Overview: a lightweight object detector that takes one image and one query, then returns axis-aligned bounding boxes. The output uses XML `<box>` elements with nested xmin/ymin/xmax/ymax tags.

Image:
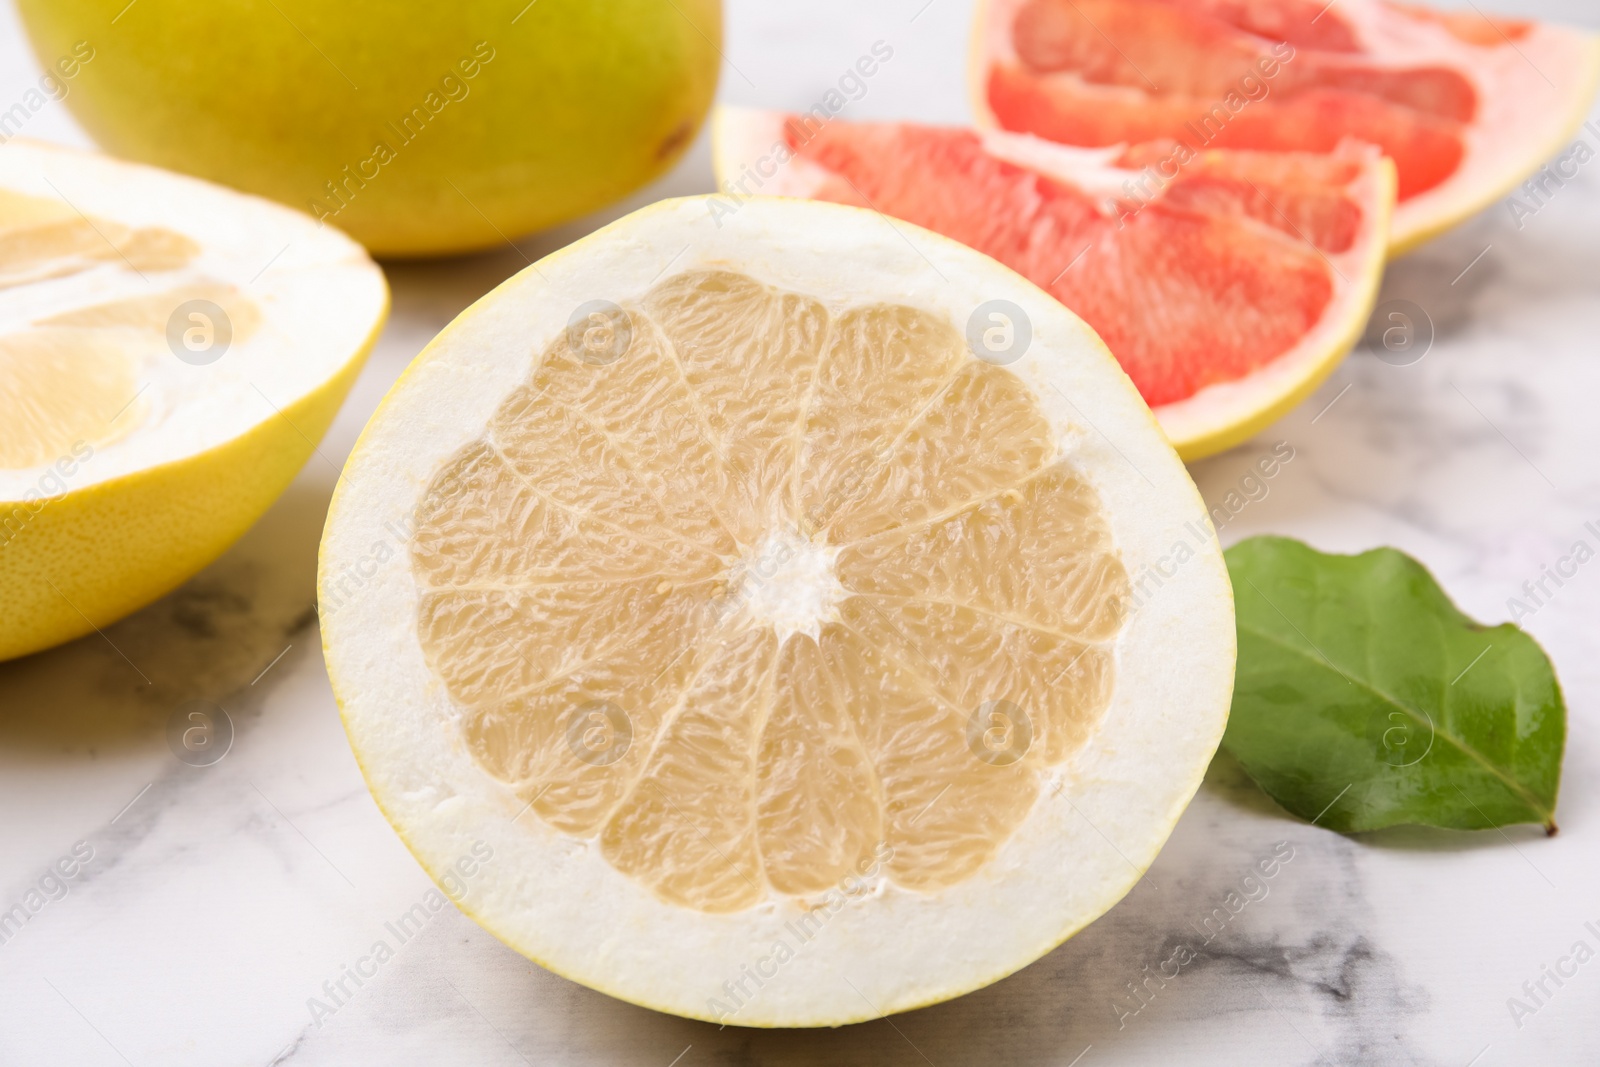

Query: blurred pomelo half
<box><xmin>971</xmin><ymin>0</ymin><xmax>1600</xmax><ymax>254</ymax></box>
<box><xmin>714</xmin><ymin>108</ymin><xmax>1392</xmax><ymax>460</ymax></box>
<box><xmin>319</xmin><ymin>196</ymin><xmax>1234</xmax><ymax>1025</ymax></box>
<box><xmin>0</xmin><ymin>140</ymin><xmax>386</xmax><ymax>661</ymax></box>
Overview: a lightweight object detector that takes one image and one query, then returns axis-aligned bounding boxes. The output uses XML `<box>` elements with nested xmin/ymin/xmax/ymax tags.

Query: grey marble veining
<box><xmin>2</xmin><ymin>1</ymin><xmax>1598</xmax><ymax>1064</ymax></box>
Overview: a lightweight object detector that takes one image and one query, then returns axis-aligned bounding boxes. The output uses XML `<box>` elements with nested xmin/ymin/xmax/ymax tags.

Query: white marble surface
<box><xmin>3</xmin><ymin>1</ymin><xmax>1599</xmax><ymax>1063</ymax></box>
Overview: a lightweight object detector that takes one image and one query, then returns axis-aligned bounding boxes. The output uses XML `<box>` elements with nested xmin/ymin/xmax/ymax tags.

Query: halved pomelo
<box><xmin>320</xmin><ymin>196</ymin><xmax>1235</xmax><ymax>1025</ymax></box>
<box><xmin>971</xmin><ymin>0</ymin><xmax>1600</xmax><ymax>253</ymax></box>
<box><xmin>0</xmin><ymin>140</ymin><xmax>386</xmax><ymax>661</ymax></box>
<box><xmin>713</xmin><ymin>108</ymin><xmax>1391</xmax><ymax>460</ymax></box>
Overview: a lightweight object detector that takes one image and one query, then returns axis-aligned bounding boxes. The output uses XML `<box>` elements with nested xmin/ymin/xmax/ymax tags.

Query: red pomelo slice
<box><xmin>712</xmin><ymin>108</ymin><xmax>1391</xmax><ymax>459</ymax></box>
<box><xmin>971</xmin><ymin>0</ymin><xmax>1600</xmax><ymax>253</ymax></box>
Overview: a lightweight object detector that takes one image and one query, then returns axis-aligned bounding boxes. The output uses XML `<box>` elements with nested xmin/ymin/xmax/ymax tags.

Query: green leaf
<box><xmin>1222</xmin><ymin>536</ymin><xmax>1565</xmax><ymax>834</ymax></box>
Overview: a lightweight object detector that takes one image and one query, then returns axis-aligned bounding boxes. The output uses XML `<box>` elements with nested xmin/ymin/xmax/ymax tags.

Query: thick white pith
<box><xmin>0</xmin><ymin>140</ymin><xmax>386</xmax><ymax>499</ymax></box>
<box><xmin>733</xmin><ymin>531</ymin><xmax>848</xmax><ymax>642</ymax></box>
<box><xmin>320</xmin><ymin>197</ymin><xmax>1235</xmax><ymax>1026</ymax></box>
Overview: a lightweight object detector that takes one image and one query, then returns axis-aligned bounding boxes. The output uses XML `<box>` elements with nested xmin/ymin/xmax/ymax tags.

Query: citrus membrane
<box><xmin>0</xmin><ymin>139</ymin><xmax>386</xmax><ymax>659</ymax></box>
<box><xmin>714</xmin><ymin>108</ymin><xmax>1391</xmax><ymax>459</ymax></box>
<box><xmin>971</xmin><ymin>0</ymin><xmax>1600</xmax><ymax>253</ymax></box>
<box><xmin>321</xmin><ymin>196</ymin><xmax>1234</xmax><ymax>1025</ymax></box>
<box><xmin>411</xmin><ymin>269</ymin><xmax>1128</xmax><ymax>910</ymax></box>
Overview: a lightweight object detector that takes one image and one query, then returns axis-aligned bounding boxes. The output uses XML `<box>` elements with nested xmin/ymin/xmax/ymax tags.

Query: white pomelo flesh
<box><xmin>0</xmin><ymin>139</ymin><xmax>386</xmax><ymax>661</ymax></box>
<box><xmin>0</xmin><ymin>139</ymin><xmax>386</xmax><ymax>498</ymax></box>
<box><xmin>320</xmin><ymin>196</ymin><xmax>1234</xmax><ymax>1026</ymax></box>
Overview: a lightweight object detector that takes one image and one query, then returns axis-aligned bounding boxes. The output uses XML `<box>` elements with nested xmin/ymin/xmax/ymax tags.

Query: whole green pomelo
<box><xmin>17</xmin><ymin>0</ymin><xmax>721</xmax><ymax>256</ymax></box>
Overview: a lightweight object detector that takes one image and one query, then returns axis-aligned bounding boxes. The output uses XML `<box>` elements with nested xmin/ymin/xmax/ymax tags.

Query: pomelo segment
<box><xmin>713</xmin><ymin>108</ymin><xmax>1391</xmax><ymax>459</ymax></box>
<box><xmin>320</xmin><ymin>196</ymin><xmax>1235</xmax><ymax>1025</ymax></box>
<box><xmin>0</xmin><ymin>140</ymin><xmax>386</xmax><ymax>661</ymax></box>
<box><xmin>971</xmin><ymin>0</ymin><xmax>1600</xmax><ymax>253</ymax></box>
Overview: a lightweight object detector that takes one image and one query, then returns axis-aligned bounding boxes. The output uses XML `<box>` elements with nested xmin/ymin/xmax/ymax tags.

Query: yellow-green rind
<box><xmin>17</xmin><ymin>0</ymin><xmax>722</xmax><ymax>257</ymax></box>
<box><xmin>321</xmin><ymin>213</ymin><xmax>637</xmax><ymax>1019</ymax></box>
<box><xmin>1167</xmin><ymin>158</ymin><xmax>1395</xmax><ymax>461</ymax></box>
<box><xmin>968</xmin><ymin>0</ymin><xmax>1600</xmax><ymax>261</ymax></box>
<box><xmin>1388</xmin><ymin>30</ymin><xmax>1600</xmax><ymax>257</ymax></box>
<box><xmin>710</xmin><ymin>106</ymin><xmax>1394</xmax><ymax>465</ymax></box>
<box><xmin>0</xmin><ymin>292</ymin><xmax>387</xmax><ymax>662</ymax></box>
